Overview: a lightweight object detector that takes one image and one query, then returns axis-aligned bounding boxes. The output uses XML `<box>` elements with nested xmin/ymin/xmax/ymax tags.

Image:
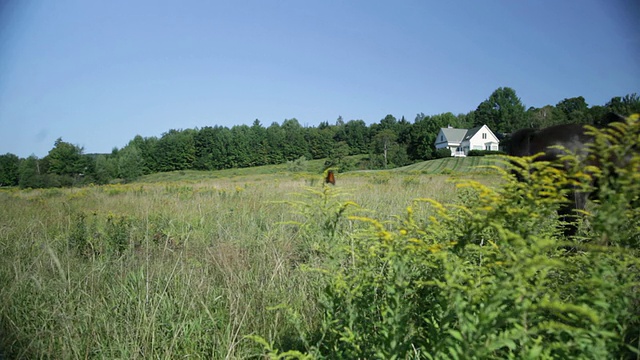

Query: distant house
<box><xmin>434</xmin><ymin>125</ymin><xmax>500</xmax><ymax>157</ymax></box>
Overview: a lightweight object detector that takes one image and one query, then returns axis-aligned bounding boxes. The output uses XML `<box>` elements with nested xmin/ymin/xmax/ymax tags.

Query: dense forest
<box><xmin>1</xmin><ymin>87</ymin><xmax>639</xmax><ymax>188</ymax></box>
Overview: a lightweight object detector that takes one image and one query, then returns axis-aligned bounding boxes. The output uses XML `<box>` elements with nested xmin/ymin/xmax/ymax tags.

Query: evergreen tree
<box><xmin>281</xmin><ymin>118</ymin><xmax>308</xmax><ymax>161</ymax></box>
<box><xmin>0</xmin><ymin>153</ymin><xmax>20</xmax><ymax>186</ymax></box>
<box><xmin>154</xmin><ymin>129</ymin><xmax>196</xmax><ymax>172</ymax></box>
<box><xmin>343</xmin><ymin>120</ymin><xmax>369</xmax><ymax>155</ymax></box>
<box><xmin>265</xmin><ymin>122</ymin><xmax>286</xmax><ymax>164</ymax></box>
<box><xmin>47</xmin><ymin>138</ymin><xmax>84</xmax><ymax>178</ymax></box>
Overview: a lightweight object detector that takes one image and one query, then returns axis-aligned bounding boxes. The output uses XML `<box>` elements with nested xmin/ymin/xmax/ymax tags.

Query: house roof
<box><xmin>462</xmin><ymin>126</ymin><xmax>484</xmax><ymax>141</ymax></box>
<box><xmin>440</xmin><ymin>128</ymin><xmax>468</xmax><ymax>143</ymax></box>
<box><xmin>440</xmin><ymin>125</ymin><xmax>500</xmax><ymax>144</ymax></box>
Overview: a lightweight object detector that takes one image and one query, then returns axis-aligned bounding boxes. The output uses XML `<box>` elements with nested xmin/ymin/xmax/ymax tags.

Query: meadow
<box><xmin>0</xmin><ymin>159</ymin><xmax>495</xmax><ymax>359</ymax></box>
<box><xmin>1</xmin><ymin>148</ymin><xmax>638</xmax><ymax>359</ymax></box>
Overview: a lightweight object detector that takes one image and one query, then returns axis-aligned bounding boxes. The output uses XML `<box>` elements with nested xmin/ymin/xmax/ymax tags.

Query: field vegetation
<box><xmin>1</xmin><ymin>116</ymin><xmax>639</xmax><ymax>359</ymax></box>
<box><xmin>0</xmin><ymin>164</ymin><xmax>489</xmax><ymax>358</ymax></box>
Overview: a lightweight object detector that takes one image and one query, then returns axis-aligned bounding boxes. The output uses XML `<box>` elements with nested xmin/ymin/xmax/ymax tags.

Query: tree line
<box><xmin>1</xmin><ymin>87</ymin><xmax>638</xmax><ymax>188</ymax></box>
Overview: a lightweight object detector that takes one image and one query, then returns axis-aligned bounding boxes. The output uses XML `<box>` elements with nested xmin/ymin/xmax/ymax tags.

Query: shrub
<box><xmin>467</xmin><ymin>149</ymin><xmax>506</xmax><ymax>156</ymax></box>
<box><xmin>256</xmin><ymin>115</ymin><xmax>640</xmax><ymax>359</ymax></box>
<box><xmin>276</xmin><ymin>180</ymin><xmax>361</xmax><ymax>267</ymax></box>
<box><xmin>434</xmin><ymin>148</ymin><xmax>451</xmax><ymax>159</ymax></box>
<box><xmin>287</xmin><ymin>156</ymin><xmax>308</xmax><ymax>172</ymax></box>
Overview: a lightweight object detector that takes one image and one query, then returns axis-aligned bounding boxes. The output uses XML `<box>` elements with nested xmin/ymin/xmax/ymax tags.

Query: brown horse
<box><xmin>505</xmin><ymin>114</ymin><xmax>627</xmax><ymax>237</ymax></box>
<box><xmin>325</xmin><ymin>170</ymin><xmax>336</xmax><ymax>185</ymax></box>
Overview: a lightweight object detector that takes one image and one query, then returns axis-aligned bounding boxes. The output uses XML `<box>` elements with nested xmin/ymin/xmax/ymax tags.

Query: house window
<box><xmin>482</xmin><ymin>133</ymin><xmax>487</xmax><ymax>139</ymax></box>
<box><xmin>440</xmin><ymin>135</ymin><xmax>443</xmax><ymax>141</ymax></box>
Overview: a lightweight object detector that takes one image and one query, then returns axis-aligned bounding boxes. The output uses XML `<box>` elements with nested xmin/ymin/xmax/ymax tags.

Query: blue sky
<box><xmin>0</xmin><ymin>0</ymin><xmax>638</xmax><ymax>158</ymax></box>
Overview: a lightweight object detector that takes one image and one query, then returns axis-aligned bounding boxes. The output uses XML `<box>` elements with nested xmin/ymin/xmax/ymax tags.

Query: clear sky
<box><xmin>0</xmin><ymin>0</ymin><xmax>638</xmax><ymax>158</ymax></box>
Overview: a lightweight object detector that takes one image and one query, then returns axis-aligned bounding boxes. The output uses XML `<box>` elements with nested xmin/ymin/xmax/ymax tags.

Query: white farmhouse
<box><xmin>434</xmin><ymin>124</ymin><xmax>500</xmax><ymax>157</ymax></box>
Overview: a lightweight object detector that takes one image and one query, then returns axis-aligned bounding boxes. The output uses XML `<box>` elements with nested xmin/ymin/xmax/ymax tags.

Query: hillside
<box><xmin>136</xmin><ymin>155</ymin><xmax>503</xmax><ymax>183</ymax></box>
<box><xmin>394</xmin><ymin>155</ymin><xmax>503</xmax><ymax>174</ymax></box>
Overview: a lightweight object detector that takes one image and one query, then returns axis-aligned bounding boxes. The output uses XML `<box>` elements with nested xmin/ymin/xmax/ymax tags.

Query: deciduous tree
<box><xmin>556</xmin><ymin>96</ymin><xmax>589</xmax><ymax>124</ymax></box>
<box><xmin>606</xmin><ymin>93</ymin><xmax>640</xmax><ymax>116</ymax></box>
<box><xmin>474</xmin><ymin>87</ymin><xmax>526</xmax><ymax>133</ymax></box>
<box><xmin>373</xmin><ymin>129</ymin><xmax>397</xmax><ymax>169</ymax></box>
<box><xmin>118</xmin><ymin>145</ymin><xmax>144</xmax><ymax>182</ymax></box>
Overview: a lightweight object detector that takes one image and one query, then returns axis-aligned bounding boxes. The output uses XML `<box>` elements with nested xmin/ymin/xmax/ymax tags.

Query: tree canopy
<box><xmin>2</xmin><ymin>89</ymin><xmax>638</xmax><ymax>188</ymax></box>
<box><xmin>473</xmin><ymin>87</ymin><xmax>527</xmax><ymax>133</ymax></box>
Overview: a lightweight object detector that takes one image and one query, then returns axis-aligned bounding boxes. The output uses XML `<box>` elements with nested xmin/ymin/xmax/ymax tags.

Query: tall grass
<box><xmin>255</xmin><ymin>115</ymin><xmax>640</xmax><ymax>359</ymax></box>
<box><xmin>0</xmin><ymin>172</ymin><xmax>480</xmax><ymax>359</ymax></box>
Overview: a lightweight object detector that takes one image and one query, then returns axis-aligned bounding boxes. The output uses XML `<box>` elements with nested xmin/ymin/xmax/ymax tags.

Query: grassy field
<box><xmin>137</xmin><ymin>155</ymin><xmax>502</xmax><ymax>183</ymax></box>
<box><xmin>394</xmin><ymin>155</ymin><xmax>501</xmax><ymax>174</ymax></box>
<box><xmin>0</xmin><ymin>158</ymin><xmax>499</xmax><ymax>359</ymax></box>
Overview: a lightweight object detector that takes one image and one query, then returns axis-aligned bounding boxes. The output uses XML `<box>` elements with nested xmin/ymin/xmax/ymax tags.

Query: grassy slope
<box><xmin>138</xmin><ymin>156</ymin><xmax>502</xmax><ymax>183</ymax></box>
<box><xmin>393</xmin><ymin>155</ymin><xmax>502</xmax><ymax>174</ymax></box>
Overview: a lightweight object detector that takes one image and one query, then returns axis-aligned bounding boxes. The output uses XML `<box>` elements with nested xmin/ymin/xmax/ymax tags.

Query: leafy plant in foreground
<box><xmin>257</xmin><ymin>115</ymin><xmax>640</xmax><ymax>359</ymax></box>
<box><xmin>276</xmin><ymin>175</ymin><xmax>361</xmax><ymax>266</ymax></box>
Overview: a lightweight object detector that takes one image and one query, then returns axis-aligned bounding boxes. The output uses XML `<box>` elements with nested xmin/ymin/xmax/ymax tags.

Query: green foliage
<box><xmin>343</xmin><ymin>119</ymin><xmax>369</xmax><ymax>155</ymax></box>
<box><xmin>556</xmin><ymin>96</ymin><xmax>589</xmax><ymax>124</ymax></box>
<box><xmin>526</xmin><ymin>105</ymin><xmax>568</xmax><ymax>128</ymax></box>
<box><xmin>8</xmin><ymin>90</ymin><xmax>639</xmax><ymax>188</ymax></box>
<box><xmin>372</xmin><ymin>129</ymin><xmax>398</xmax><ymax>169</ymax></box>
<box><xmin>474</xmin><ymin>87</ymin><xmax>527</xmax><ymax>133</ymax></box>
<box><xmin>67</xmin><ymin>211</ymin><xmax>133</xmax><ymax>257</ymax></box>
<box><xmin>583</xmin><ymin>114</ymin><xmax>640</xmax><ymax>248</ymax></box>
<box><xmin>47</xmin><ymin>138</ymin><xmax>84</xmax><ymax>177</ymax></box>
<box><xmin>434</xmin><ymin>148</ymin><xmax>451</xmax><ymax>159</ymax></box>
<box><xmin>194</xmin><ymin>125</ymin><xmax>232</xmax><ymax>170</ymax></box>
<box><xmin>605</xmin><ymin>93</ymin><xmax>640</xmax><ymax>117</ymax></box>
<box><xmin>18</xmin><ymin>155</ymin><xmax>49</xmax><ymax>188</ymax></box>
<box><xmin>105</xmin><ymin>213</ymin><xmax>132</xmax><ymax>255</ymax></box>
<box><xmin>287</xmin><ymin>156</ymin><xmax>308</xmax><ymax>172</ymax></box>
<box><xmin>255</xmin><ymin>115</ymin><xmax>640</xmax><ymax>359</ymax></box>
<box><xmin>281</xmin><ymin>119</ymin><xmax>309</xmax><ymax>161</ymax></box>
<box><xmin>467</xmin><ymin>149</ymin><xmax>506</xmax><ymax>157</ymax></box>
<box><xmin>126</xmin><ymin>134</ymin><xmax>159</xmax><ymax>174</ymax></box>
<box><xmin>396</xmin><ymin>156</ymin><xmax>500</xmax><ymax>175</ymax></box>
<box><xmin>306</xmin><ymin>127</ymin><xmax>335</xmax><ymax>160</ymax></box>
<box><xmin>154</xmin><ymin>129</ymin><xmax>197</xmax><ymax>172</ymax></box>
<box><xmin>406</xmin><ymin>116</ymin><xmax>437</xmax><ymax>161</ymax></box>
<box><xmin>324</xmin><ymin>141</ymin><xmax>350</xmax><ymax>169</ymax></box>
<box><xmin>277</xmin><ymin>177</ymin><xmax>361</xmax><ymax>265</ymax></box>
<box><xmin>117</xmin><ymin>144</ymin><xmax>144</xmax><ymax>182</ymax></box>
<box><xmin>94</xmin><ymin>154</ymin><xmax>117</xmax><ymax>184</ymax></box>
<box><xmin>407</xmin><ymin>113</ymin><xmax>472</xmax><ymax>162</ymax></box>
<box><xmin>0</xmin><ymin>153</ymin><xmax>20</xmax><ymax>186</ymax></box>
<box><xmin>0</xmin><ymin>168</ymin><xmax>453</xmax><ymax>359</ymax></box>
<box><xmin>68</xmin><ymin>212</ymin><xmax>90</xmax><ymax>256</ymax></box>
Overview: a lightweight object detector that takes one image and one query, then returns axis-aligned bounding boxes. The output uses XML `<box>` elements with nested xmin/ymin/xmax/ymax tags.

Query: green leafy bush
<box><xmin>260</xmin><ymin>115</ymin><xmax>640</xmax><ymax>359</ymax></box>
<box><xmin>287</xmin><ymin>156</ymin><xmax>309</xmax><ymax>172</ymax></box>
<box><xmin>435</xmin><ymin>148</ymin><xmax>451</xmax><ymax>159</ymax></box>
<box><xmin>467</xmin><ymin>150</ymin><xmax>506</xmax><ymax>156</ymax></box>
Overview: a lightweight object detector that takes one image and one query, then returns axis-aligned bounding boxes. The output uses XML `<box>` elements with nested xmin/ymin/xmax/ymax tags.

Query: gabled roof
<box><xmin>439</xmin><ymin>124</ymin><xmax>499</xmax><ymax>144</ymax></box>
<box><xmin>440</xmin><ymin>128</ymin><xmax>468</xmax><ymax>143</ymax></box>
<box><xmin>462</xmin><ymin>126</ymin><xmax>484</xmax><ymax>141</ymax></box>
